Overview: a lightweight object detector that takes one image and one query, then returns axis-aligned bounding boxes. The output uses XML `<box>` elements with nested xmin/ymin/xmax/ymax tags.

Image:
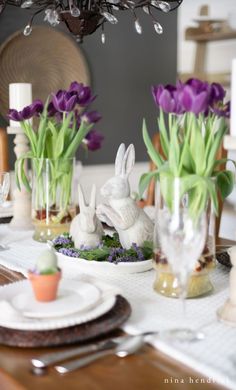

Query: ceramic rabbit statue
<box><xmin>218</xmin><ymin>246</ymin><xmax>236</xmax><ymax>325</ymax></box>
<box><xmin>70</xmin><ymin>184</ymin><xmax>104</xmax><ymax>249</ymax></box>
<box><xmin>97</xmin><ymin>143</ymin><xmax>154</xmax><ymax>249</ymax></box>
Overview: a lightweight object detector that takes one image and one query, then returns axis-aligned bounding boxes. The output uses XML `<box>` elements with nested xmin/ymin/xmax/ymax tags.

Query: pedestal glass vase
<box><xmin>153</xmin><ymin>188</ymin><xmax>215</xmax><ymax>298</ymax></box>
<box><xmin>154</xmin><ymin>177</ymin><xmax>207</xmax><ymax>340</ymax></box>
<box><xmin>31</xmin><ymin>158</ymin><xmax>76</xmax><ymax>242</ymax></box>
<box><xmin>0</xmin><ymin>172</ymin><xmax>10</xmax><ymax>204</ymax></box>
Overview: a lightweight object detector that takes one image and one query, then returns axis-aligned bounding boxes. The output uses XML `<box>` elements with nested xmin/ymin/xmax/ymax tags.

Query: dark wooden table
<box><xmin>0</xmin><ymin>237</ymin><xmax>231</xmax><ymax>390</ymax></box>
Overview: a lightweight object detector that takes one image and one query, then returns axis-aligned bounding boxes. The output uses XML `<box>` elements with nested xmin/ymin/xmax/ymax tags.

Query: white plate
<box><xmin>11</xmin><ymin>280</ymin><xmax>100</xmax><ymax>319</ymax></box>
<box><xmin>57</xmin><ymin>253</ymin><xmax>153</xmax><ymax>274</ymax></box>
<box><xmin>0</xmin><ymin>280</ymin><xmax>116</xmax><ymax>331</ymax></box>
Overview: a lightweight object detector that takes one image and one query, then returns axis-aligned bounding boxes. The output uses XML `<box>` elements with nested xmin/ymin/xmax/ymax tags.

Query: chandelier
<box><xmin>0</xmin><ymin>0</ymin><xmax>183</xmax><ymax>43</ymax></box>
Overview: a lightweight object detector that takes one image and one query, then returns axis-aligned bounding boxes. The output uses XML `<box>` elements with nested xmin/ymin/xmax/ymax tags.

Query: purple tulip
<box><xmin>47</xmin><ymin>101</ymin><xmax>57</xmax><ymax>117</ymax></box>
<box><xmin>85</xmin><ymin>130</ymin><xmax>104</xmax><ymax>151</ymax></box>
<box><xmin>8</xmin><ymin>99</ymin><xmax>44</xmax><ymax>121</ymax></box>
<box><xmin>81</xmin><ymin>111</ymin><xmax>102</xmax><ymax>124</ymax></box>
<box><xmin>69</xmin><ymin>81</ymin><xmax>96</xmax><ymax>107</ymax></box>
<box><xmin>209</xmin><ymin>82</ymin><xmax>226</xmax><ymax>105</ymax></box>
<box><xmin>178</xmin><ymin>85</ymin><xmax>209</xmax><ymax>115</ymax></box>
<box><xmin>185</xmin><ymin>78</ymin><xmax>209</xmax><ymax>94</ymax></box>
<box><xmin>212</xmin><ymin>101</ymin><xmax>230</xmax><ymax>118</ymax></box>
<box><xmin>52</xmin><ymin>90</ymin><xmax>77</xmax><ymax>113</ymax></box>
<box><xmin>152</xmin><ymin>85</ymin><xmax>165</xmax><ymax>107</ymax></box>
<box><xmin>152</xmin><ymin>84</ymin><xmax>184</xmax><ymax>114</ymax></box>
<box><xmin>68</xmin><ymin>81</ymin><xmax>84</xmax><ymax>94</ymax></box>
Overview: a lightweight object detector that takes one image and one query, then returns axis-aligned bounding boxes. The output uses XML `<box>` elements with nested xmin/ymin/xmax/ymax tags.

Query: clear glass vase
<box><xmin>31</xmin><ymin>158</ymin><xmax>76</xmax><ymax>242</ymax></box>
<box><xmin>153</xmin><ymin>180</ymin><xmax>215</xmax><ymax>298</ymax></box>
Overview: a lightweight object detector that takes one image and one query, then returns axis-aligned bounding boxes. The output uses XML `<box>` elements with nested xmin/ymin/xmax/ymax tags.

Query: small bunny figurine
<box><xmin>217</xmin><ymin>246</ymin><xmax>236</xmax><ymax>324</ymax></box>
<box><xmin>70</xmin><ymin>184</ymin><xmax>104</xmax><ymax>249</ymax></box>
<box><xmin>97</xmin><ymin>143</ymin><xmax>154</xmax><ymax>249</ymax></box>
<box><xmin>228</xmin><ymin>246</ymin><xmax>236</xmax><ymax>306</ymax></box>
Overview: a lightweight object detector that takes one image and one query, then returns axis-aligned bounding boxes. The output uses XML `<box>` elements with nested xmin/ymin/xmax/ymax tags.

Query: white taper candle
<box><xmin>230</xmin><ymin>59</ymin><xmax>236</xmax><ymax>136</ymax></box>
<box><xmin>9</xmin><ymin>83</ymin><xmax>32</xmax><ymax>127</ymax></box>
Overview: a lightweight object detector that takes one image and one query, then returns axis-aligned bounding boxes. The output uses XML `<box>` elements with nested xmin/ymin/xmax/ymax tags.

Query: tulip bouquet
<box><xmin>140</xmin><ymin>78</ymin><xmax>234</xmax><ymax>218</ymax></box>
<box><xmin>9</xmin><ymin>81</ymin><xmax>104</xmax><ymax>241</ymax></box>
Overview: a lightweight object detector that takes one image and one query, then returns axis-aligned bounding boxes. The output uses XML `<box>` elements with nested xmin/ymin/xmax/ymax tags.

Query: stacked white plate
<box><xmin>0</xmin><ymin>279</ymin><xmax>117</xmax><ymax>331</ymax></box>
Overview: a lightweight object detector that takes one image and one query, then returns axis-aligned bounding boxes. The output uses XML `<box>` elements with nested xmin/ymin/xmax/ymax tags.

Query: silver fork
<box><xmin>31</xmin><ymin>332</ymin><xmax>156</xmax><ymax>369</ymax></box>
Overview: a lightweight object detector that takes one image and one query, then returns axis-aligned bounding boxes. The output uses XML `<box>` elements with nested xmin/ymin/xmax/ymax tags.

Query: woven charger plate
<box><xmin>0</xmin><ymin>26</ymin><xmax>90</xmax><ymax>119</ymax></box>
<box><xmin>0</xmin><ymin>296</ymin><xmax>131</xmax><ymax>348</ymax></box>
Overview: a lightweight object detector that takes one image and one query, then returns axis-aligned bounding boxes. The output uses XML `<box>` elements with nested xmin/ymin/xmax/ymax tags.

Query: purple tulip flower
<box><xmin>69</xmin><ymin>81</ymin><xmax>96</xmax><ymax>107</ymax></box>
<box><xmin>81</xmin><ymin>111</ymin><xmax>102</xmax><ymax>124</ymax></box>
<box><xmin>8</xmin><ymin>99</ymin><xmax>44</xmax><ymax>121</ymax></box>
<box><xmin>185</xmin><ymin>78</ymin><xmax>209</xmax><ymax>94</ymax></box>
<box><xmin>85</xmin><ymin>130</ymin><xmax>104</xmax><ymax>151</ymax></box>
<box><xmin>52</xmin><ymin>90</ymin><xmax>77</xmax><ymax>113</ymax></box>
<box><xmin>152</xmin><ymin>84</ymin><xmax>184</xmax><ymax>114</ymax></box>
<box><xmin>212</xmin><ymin>101</ymin><xmax>230</xmax><ymax>118</ymax></box>
<box><xmin>178</xmin><ymin>84</ymin><xmax>209</xmax><ymax>115</ymax></box>
<box><xmin>209</xmin><ymin>82</ymin><xmax>226</xmax><ymax>105</ymax></box>
<box><xmin>47</xmin><ymin>101</ymin><xmax>57</xmax><ymax>117</ymax></box>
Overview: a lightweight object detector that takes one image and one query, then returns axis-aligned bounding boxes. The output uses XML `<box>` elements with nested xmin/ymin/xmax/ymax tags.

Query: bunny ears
<box><xmin>78</xmin><ymin>184</ymin><xmax>96</xmax><ymax>210</ymax></box>
<box><xmin>115</xmin><ymin>143</ymin><xmax>135</xmax><ymax>177</ymax></box>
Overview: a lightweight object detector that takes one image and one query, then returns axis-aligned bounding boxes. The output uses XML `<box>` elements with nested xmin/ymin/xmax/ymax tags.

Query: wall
<box><xmin>0</xmin><ymin>6</ymin><xmax>178</xmax><ymax>168</ymax></box>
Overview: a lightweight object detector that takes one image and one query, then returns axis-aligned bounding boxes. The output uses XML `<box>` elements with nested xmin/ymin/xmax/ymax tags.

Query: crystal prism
<box><xmin>71</xmin><ymin>7</ymin><xmax>80</xmax><ymax>17</ymax></box>
<box><xmin>44</xmin><ymin>9</ymin><xmax>60</xmax><ymax>26</ymax></box>
<box><xmin>143</xmin><ymin>6</ymin><xmax>150</xmax><ymax>14</ymax></box>
<box><xmin>135</xmin><ymin>19</ymin><xmax>142</xmax><ymax>34</ymax></box>
<box><xmin>159</xmin><ymin>1</ymin><xmax>171</xmax><ymax>12</ymax></box>
<box><xmin>101</xmin><ymin>32</ymin><xmax>105</xmax><ymax>44</ymax></box>
<box><xmin>127</xmin><ymin>0</ymin><xmax>135</xmax><ymax>8</ymax></box>
<box><xmin>153</xmin><ymin>21</ymin><xmax>163</xmax><ymax>34</ymax></box>
<box><xmin>23</xmin><ymin>24</ymin><xmax>32</xmax><ymax>36</ymax></box>
<box><xmin>151</xmin><ymin>0</ymin><xmax>160</xmax><ymax>7</ymax></box>
<box><xmin>21</xmin><ymin>0</ymin><xmax>33</xmax><ymax>8</ymax></box>
<box><xmin>102</xmin><ymin>11</ymin><xmax>118</xmax><ymax>24</ymax></box>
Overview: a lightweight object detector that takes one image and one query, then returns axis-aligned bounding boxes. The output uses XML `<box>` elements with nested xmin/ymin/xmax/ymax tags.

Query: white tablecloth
<box><xmin>0</xmin><ymin>224</ymin><xmax>235</xmax><ymax>389</ymax></box>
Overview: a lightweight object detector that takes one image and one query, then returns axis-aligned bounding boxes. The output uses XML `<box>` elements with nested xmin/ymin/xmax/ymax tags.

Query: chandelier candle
<box><xmin>8</xmin><ymin>83</ymin><xmax>33</xmax><ymax>230</ymax></box>
<box><xmin>230</xmin><ymin>59</ymin><xmax>236</xmax><ymax>137</ymax></box>
<box><xmin>9</xmin><ymin>83</ymin><xmax>32</xmax><ymax>127</ymax></box>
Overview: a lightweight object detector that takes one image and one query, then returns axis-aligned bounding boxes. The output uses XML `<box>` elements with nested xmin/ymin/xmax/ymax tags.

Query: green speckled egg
<box><xmin>36</xmin><ymin>250</ymin><xmax>58</xmax><ymax>273</ymax></box>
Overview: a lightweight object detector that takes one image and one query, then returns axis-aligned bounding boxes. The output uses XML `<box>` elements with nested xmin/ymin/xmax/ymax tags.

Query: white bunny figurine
<box><xmin>97</xmin><ymin>143</ymin><xmax>154</xmax><ymax>249</ymax></box>
<box><xmin>70</xmin><ymin>184</ymin><xmax>104</xmax><ymax>249</ymax></box>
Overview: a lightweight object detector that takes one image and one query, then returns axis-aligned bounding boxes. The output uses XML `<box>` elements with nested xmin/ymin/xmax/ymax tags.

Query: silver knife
<box><xmin>31</xmin><ymin>335</ymin><xmax>131</xmax><ymax>368</ymax></box>
<box><xmin>31</xmin><ymin>332</ymin><xmax>156</xmax><ymax>369</ymax></box>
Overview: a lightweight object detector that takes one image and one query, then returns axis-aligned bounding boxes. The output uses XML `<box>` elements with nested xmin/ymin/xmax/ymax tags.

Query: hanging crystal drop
<box><xmin>76</xmin><ymin>35</ymin><xmax>83</xmax><ymax>43</ymax></box>
<box><xmin>143</xmin><ymin>5</ymin><xmax>150</xmax><ymax>14</ymax></box>
<box><xmin>101</xmin><ymin>32</ymin><xmax>106</xmax><ymax>44</ymax></box>
<box><xmin>102</xmin><ymin>11</ymin><xmax>118</xmax><ymax>24</ymax></box>
<box><xmin>69</xmin><ymin>0</ymin><xmax>80</xmax><ymax>17</ymax></box>
<box><xmin>153</xmin><ymin>21</ymin><xmax>163</xmax><ymax>34</ymax></box>
<box><xmin>135</xmin><ymin>19</ymin><xmax>142</xmax><ymax>34</ymax></box>
<box><xmin>44</xmin><ymin>9</ymin><xmax>60</xmax><ymax>26</ymax></box>
<box><xmin>21</xmin><ymin>0</ymin><xmax>33</xmax><ymax>8</ymax></box>
<box><xmin>151</xmin><ymin>0</ymin><xmax>159</xmax><ymax>7</ymax></box>
<box><xmin>127</xmin><ymin>0</ymin><xmax>135</xmax><ymax>8</ymax></box>
<box><xmin>159</xmin><ymin>1</ymin><xmax>171</xmax><ymax>12</ymax></box>
<box><xmin>71</xmin><ymin>7</ymin><xmax>80</xmax><ymax>17</ymax></box>
<box><xmin>23</xmin><ymin>24</ymin><xmax>32</xmax><ymax>36</ymax></box>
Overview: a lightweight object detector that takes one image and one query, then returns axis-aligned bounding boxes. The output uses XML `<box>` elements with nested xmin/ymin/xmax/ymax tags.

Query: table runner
<box><xmin>0</xmin><ymin>224</ymin><xmax>235</xmax><ymax>389</ymax></box>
